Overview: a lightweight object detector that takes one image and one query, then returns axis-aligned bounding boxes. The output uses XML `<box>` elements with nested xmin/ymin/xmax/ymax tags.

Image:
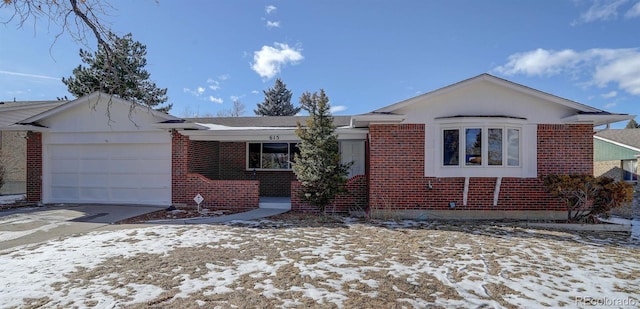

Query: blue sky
<box><xmin>0</xmin><ymin>0</ymin><xmax>638</xmax><ymax>126</ymax></box>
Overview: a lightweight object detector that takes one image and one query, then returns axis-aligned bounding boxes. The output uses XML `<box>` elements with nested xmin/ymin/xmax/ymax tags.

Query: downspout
<box><xmin>493</xmin><ymin>177</ymin><xmax>502</xmax><ymax>206</ymax></box>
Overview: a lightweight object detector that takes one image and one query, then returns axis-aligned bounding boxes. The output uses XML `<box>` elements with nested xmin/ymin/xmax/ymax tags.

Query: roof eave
<box><xmin>153</xmin><ymin>122</ymin><xmax>209</xmax><ymax>130</ymax></box>
<box><xmin>561</xmin><ymin>114</ymin><xmax>635</xmax><ymax>126</ymax></box>
<box><xmin>351</xmin><ymin>113</ymin><xmax>405</xmax><ymax>127</ymax></box>
<box><xmin>20</xmin><ymin>92</ymin><xmax>181</xmax><ymax>124</ymax></box>
<box><xmin>0</xmin><ymin>124</ymin><xmax>50</xmax><ymax>132</ymax></box>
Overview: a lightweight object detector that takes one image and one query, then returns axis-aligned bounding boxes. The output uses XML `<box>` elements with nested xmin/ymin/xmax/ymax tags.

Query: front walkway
<box><xmin>259</xmin><ymin>197</ymin><xmax>291</xmax><ymax>210</ymax></box>
<box><xmin>177</xmin><ymin>208</ymin><xmax>289</xmax><ymax>224</ymax></box>
<box><xmin>148</xmin><ymin>197</ymin><xmax>291</xmax><ymax>224</ymax></box>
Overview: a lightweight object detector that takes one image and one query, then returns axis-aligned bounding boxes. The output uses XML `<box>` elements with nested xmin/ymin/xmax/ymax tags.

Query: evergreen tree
<box><xmin>62</xmin><ymin>32</ymin><xmax>172</xmax><ymax>112</ymax></box>
<box><xmin>254</xmin><ymin>78</ymin><xmax>300</xmax><ymax>116</ymax></box>
<box><xmin>293</xmin><ymin>90</ymin><xmax>351</xmax><ymax>213</ymax></box>
<box><xmin>625</xmin><ymin>118</ymin><xmax>640</xmax><ymax>128</ymax></box>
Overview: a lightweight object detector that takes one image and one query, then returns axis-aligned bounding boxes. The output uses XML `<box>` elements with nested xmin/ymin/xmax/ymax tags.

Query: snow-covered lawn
<box><xmin>1</xmin><ymin>218</ymin><xmax>639</xmax><ymax>308</ymax></box>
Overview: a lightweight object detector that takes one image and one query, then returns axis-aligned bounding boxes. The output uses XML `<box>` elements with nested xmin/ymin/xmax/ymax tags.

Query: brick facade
<box><xmin>537</xmin><ymin>124</ymin><xmax>593</xmax><ymax>176</ymax></box>
<box><xmin>172</xmin><ymin>132</ymin><xmax>290</xmax><ymax>209</ymax></box>
<box><xmin>180</xmin><ymin>140</ymin><xmax>296</xmax><ymax>196</ymax></box>
<box><xmin>291</xmin><ymin>174</ymin><xmax>368</xmax><ymax>213</ymax></box>
<box><xmin>366</xmin><ymin>123</ymin><xmax>593</xmax><ymax>213</ymax></box>
<box><xmin>186</xmin><ymin>173</ymin><xmax>259</xmax><ymax>210</ymax></box>
<box><xmin>25</xmin><ymin>131</ymin><xmax>42</xmax><ymax>202</ymax></box>
<box><xmin>25</xmin><ymin>123</ymin><xmax>598</xmax><ymax>215</ymax></box>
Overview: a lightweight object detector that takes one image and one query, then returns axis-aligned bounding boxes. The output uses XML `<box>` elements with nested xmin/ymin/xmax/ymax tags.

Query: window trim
<box><xmin>426</xmin><ymin>118</ymin><xmax>536</xmax><ymax>178</ymax></box>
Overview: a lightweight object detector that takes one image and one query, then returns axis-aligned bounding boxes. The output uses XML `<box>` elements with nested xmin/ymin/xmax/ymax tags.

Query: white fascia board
<box><xmin>0</xmin><ymin>124</ymin><xmax>49</xmax><ymax>132</ymax></box>
<box><xmin>561</xmin><ymin>114</ymin><xmax>635</xmax><ymax>126</ymax></box>
<box><xmin>180</xmin><ymin>127</ymin><xmax>368</xmax><ymax>141</ymax></box>
<box><xmin>351</xmin><ymin>114</ymin><xmax>405</xmax><ymax>127</ymax></box>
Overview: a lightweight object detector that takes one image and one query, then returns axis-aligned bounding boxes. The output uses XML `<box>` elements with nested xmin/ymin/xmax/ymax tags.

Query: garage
<box><xmin>20</xmin><ymin>92</ymin><xmax>177</xmax><ymax>206</ymax></box>
<box><xmin>45</xmin><ymin>142</ymin><xmax>171</xmax><ymax>205</ymax></box>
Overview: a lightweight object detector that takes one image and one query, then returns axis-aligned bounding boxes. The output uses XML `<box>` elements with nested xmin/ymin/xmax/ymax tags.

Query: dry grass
<box><xmin>3</xmin><ymin>214</ymin><xmax>639</xmax><ymax>308</ymax></box>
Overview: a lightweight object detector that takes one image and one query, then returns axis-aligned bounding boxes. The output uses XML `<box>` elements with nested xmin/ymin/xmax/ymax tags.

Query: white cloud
<box><xmin>266</xmin><ymin>20</ymin><xmax>281</xmax><ymax>28</ymax></box>
<box><xmin>494</xmin><ymin>48</ymin><xmax>640</xmax><ymax>96</ymax></box>
<box><xmin>265</xmin><ymin>5</ymin><xmax>277</xmax><ymax>14</ymax></box>
<box><xmin>593</xmin><ymin>52</ymin><xmax>640</xmax><ymax>95</ymax></box>
<box><xmin>330</xmin><ymin>105</ymin><xmax>347</xmax><ymax>113</ymax></box>
<box><xmin>625</xmin><ymin>1</ymin><xmax>640</xmax><ymax>18</ymax></box>
<box><xmin>494</xmin><ymin>48</ymin><xmax>583</xmax><ymax>76</ymax></box>
<box><xmin>604</xmin><ymin>102</ymin><xmax>617</xmax><ymax>108</ymax></box>
<box><xmin>183</xmin><ymin>87</ymin><xmax>206</xmax><ymax>96</ymax></box>
<box><xmin>573</xmin><ymin>0</ymin><xmax>628</xmax><ymax>24</ymax></box>
<box><xmin>601</xmin><ymin>90</ymin><xmax>618</xmax><ymax>98</ymax></box>
<box><xmin>251</xmin><ymin>43</ymin><xmax>304</xmax><ymax>79</ymax></box>
<box><xmin>251</xmin><ymin>90</ymin><xmax>260</xmax><ymax>94</ymax></box>
<box><xmin>207</xmin><ymin>79</ymin><xmax>221</xmax><ymax>91</ymax></box>
<box><xmin>208</xmin><ymin>96</ymin><xmax>223</xmax><ymax>104</ymax></box>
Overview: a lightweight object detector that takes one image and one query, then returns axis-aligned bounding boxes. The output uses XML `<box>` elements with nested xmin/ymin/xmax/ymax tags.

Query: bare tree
<box><xmin>1</xmin><ymin>0</ymin><xmax>118</xmax><ymax>59</ymax></box>
<box><xmin>217</xmin><ymin>99</ymin><xmax>245</xmax><ymax>117</ymax></box>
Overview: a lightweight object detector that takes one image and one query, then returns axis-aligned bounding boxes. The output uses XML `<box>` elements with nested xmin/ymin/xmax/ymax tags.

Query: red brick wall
<box><xmin>189</xmin><ymin>141</ymin><xmax>219</xmax><ymax>179</ymax></box>
<box><xmin>26</xmin><ymin>132</ymin><xmax>42</xmax><ymax>203</ymax></box>
<box><xmin>174</xmin><ymin>134</ymin><xmax>295</xmax><ymax>201</ymax></box>
<box><xmin>291</xmin><ymin>174</ymin><xmax>368</xmax><ymax>213</ymax></box>
<box><xmin>186</xmin><ymin>173</ymin><xmax>259</xmax><ymax>210</ymax></box>
<box><xmin>537</xmin><ymin>124</ymin><xmax>593</xmax><ymax>176</ymax></box>
<box><xmin>367</xmin><ymin>123</ymin><xmax>590</xmax><ymax>212</ymax></box>
<box><xmin>172</xmin><ymin>131</ymin><xmax>189</xmax><ymax>205</ymax></box>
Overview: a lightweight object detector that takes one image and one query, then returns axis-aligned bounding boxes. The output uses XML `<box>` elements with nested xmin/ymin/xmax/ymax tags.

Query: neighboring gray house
<box><xmin>594</xmin><ymin>129</ymin><xmax>640</xmax><ymax>182</ymax></box>
<box><xmin>0</xmin><ymin>100</ymin><xmax>66</xmax><ymax>194</ymax></box>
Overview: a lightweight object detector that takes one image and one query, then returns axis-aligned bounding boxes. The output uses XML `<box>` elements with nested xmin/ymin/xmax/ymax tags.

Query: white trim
<box><xmin>180</xmin><ymin>127</ymin><xmax>368</xmax><ymax>141</ymax></box>
<box><xmin>427</xmin><ymin>120</ymin><xmax>537</xmax><ymax>178</ymax></box>
<box><xmin>350</xmin><ymin>113</ymin><xmax>405</xmax><ymax>127</ymax></box>
<box><xmin>0</xmin><ymin>124</ymin><xmax>49</xmax><ymax>132</ymax></box>
<box><xmin>561</xmin><ymin>113</ymin><xmax>634</xmax><ymax>126</ymax></box>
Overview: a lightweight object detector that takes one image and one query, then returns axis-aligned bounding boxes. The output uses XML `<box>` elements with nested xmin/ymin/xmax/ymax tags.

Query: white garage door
<box><xmin>46</xmin><ymin>143</ymin><xmax>171</xmax><ymax>205</ymax></box>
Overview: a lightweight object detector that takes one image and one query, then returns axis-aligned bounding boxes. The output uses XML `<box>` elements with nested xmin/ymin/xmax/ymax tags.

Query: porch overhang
<box><xmin>0</xmin><ymin>123</ymin><xmax>50</xmax><ymax>132</ymax></box>
<box><xmin>179</xmin><ymin>124</ymin><xmax>368</xmax><ymax>141</ymax></box>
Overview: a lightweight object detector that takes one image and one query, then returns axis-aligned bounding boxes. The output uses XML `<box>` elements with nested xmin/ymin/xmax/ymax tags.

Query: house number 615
<box><xmin>269</xmin><ymin>135</ymin><xmax>280</xmax><ymax>140</ymax></box>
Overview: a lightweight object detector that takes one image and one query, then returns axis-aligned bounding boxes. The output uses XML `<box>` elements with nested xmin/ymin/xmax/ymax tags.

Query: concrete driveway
<box><xmin>0</xmin><ymin>204</ymin><xmax>163</xmax><ymax>250</ymax></box>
